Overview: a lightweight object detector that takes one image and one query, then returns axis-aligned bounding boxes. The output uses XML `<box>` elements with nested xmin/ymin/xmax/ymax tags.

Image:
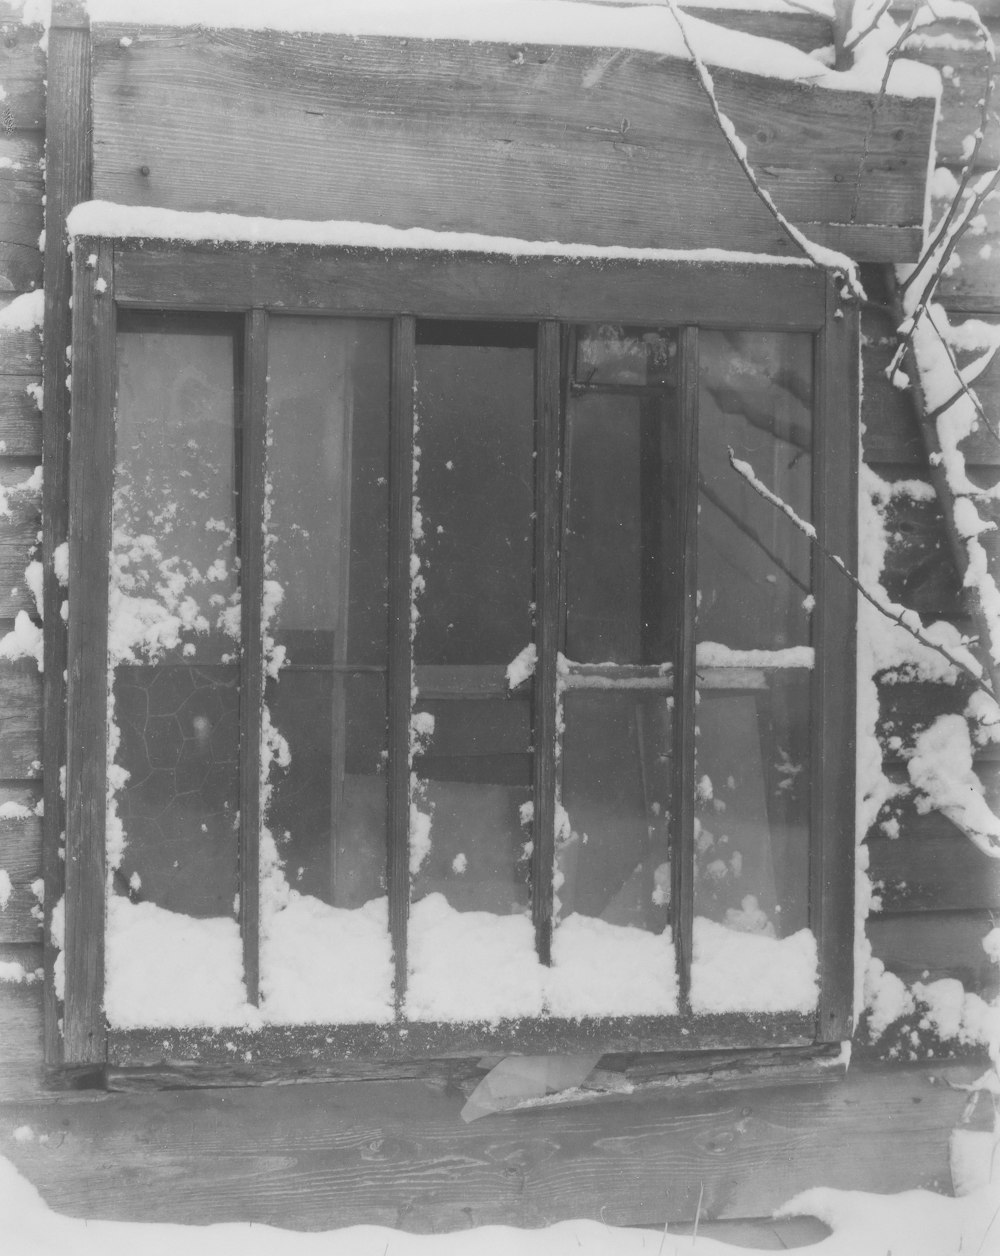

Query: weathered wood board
<box><xmin>0</xmin><ymin>1060</ymin><xmax>982</xmax><ymax>1230</ymax></box>
<box><xmin>0</xmin><ymin>300</ymin><xmax>41</xmax><ymax>373</ymax></box>
<box><xmin>0</xmin><ymin>458</ymin><xmax>41</xmax><ymax>619</ymax></box>
<box><xmin>89</xmin><ymin>27</ymin><xmax>934</xmax><ymax>261</ymax></box>
<box><xmin>0</xmin><ymin>942</ymin><xmax>44</xmax><ymax>1101</ymax></box>
<box><xmin>0</xmin><ymin>376</ymin><xmax>41</xmax><ymax>455</ymax></box>
<box><xmin>870</xmin><ymin>830</ymin><xmax>1000</xmax><ymax>912</ymax></box>
<box><xmin>0</xmin><ymin>20</ymin><xmax>46</xmax><ymax>131</ymax></box>
<box><xmin>0</xmin><ymin>660</ymin><xmax>41</xmax><ymax>777</ymax></box>
<box><xmin>0</xmin><ymin>792</ymin><xmax>41</xmax><ymax>943</ymax></box>
<box><xmin>869</xmin><ymin>910</ymin><xmax>1000</xmax><ymax>994</ymax></box>
<box><xmin>903</xmin><ymin>23</ymin><xmax>1000</xmax><ymax>171</ymax></box>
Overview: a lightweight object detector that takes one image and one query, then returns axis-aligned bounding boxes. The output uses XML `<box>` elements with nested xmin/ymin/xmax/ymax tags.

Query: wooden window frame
<box><xmin>60</xmin><ymin>238</ymin><xmax>858</xmax><ymax>1074</ymax></box>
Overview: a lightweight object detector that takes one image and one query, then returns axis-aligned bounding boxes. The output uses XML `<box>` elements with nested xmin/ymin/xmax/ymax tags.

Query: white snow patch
<box><xmin>908</xmin><ymin>714</ymin><xmax>1000</xmax><ymax>858</ymax></box>
<box><xmin>0</xmin><ymin>611</ymin><xmax>44</xmax><ymax>671</ymax></box>
<box><xmin>0</xmin><ymin>289</ymin><xmax>43</xmax><ymax>331</ymax></box>
<box><xmin>689</xmin><ymin>916</ymin><xmax>817</xmax><ymax>1013</ymax></box>
<box><xmin>0</xmin><ymin>870</ymin><xmax>12</xmax><ymax>910</ymax></box>
<box><xmin>104</xmin><ymin>897</ymin><xmax>260</xmax><ymax>1029</ymax></box>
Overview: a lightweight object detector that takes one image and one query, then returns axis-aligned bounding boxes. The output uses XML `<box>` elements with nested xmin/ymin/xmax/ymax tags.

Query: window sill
<box><xmin>104</xmin><ymin>1012</ymin><xmax>820</xmax><ymax>1074</ymax></box>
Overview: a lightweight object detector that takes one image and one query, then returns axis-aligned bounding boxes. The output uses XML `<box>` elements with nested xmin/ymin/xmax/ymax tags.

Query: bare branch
<box><xmin>727</xmin><ymin>447</ymin><xmax>995</xmax><ymax>700</ymax></box>
<box><xmin>843</xmin><ymin>0</ymin><xmax>893</xmax><ymax>54</ymax></box>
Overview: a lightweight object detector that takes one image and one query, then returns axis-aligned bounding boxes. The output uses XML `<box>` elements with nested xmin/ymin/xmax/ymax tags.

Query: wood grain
<box><xmin>112</xmin><ymin>244</ymin><xmax>828</xmax><ymax>330</ymax></box>
<box><xmin>0</xmin><ymin>20</ymin><xmax>45</xmax><ymax>130</ymax></box>
<box><xmin>0</xmin><ymin>1060</ymin><xmax>981</xmax><ymax>1229</ymax></box>
<box><xmin>0</xmin><ymin>300</ymin><xmax>41</xmax><ymax>373</ymax></box>
<box><xmin>813</xmin><ymin>293</ymin><xmax>859</xmax><ymax>1043</ymax></box>
<box><xmin>0</xmin><ymin>660</ymin><xmax>41</xmax><ymax>776</ymax></box>
<box><xmin>903</xmin><ymin>25</ymin><xmax>1000</xmax><ymax>171</ymax></box>
<box><xmin>869</xmin><ymin>910</ymin><xmax>1000</xmax><ymax>996</ymax></box>
<box><xmin>43</xmin><ymin>15</ymin><xmax>92</xmax><ymax>1070</ymax></box>
<box><xmin>90</xmin><ymin>28</ymin><xmax>934</xmax><ymax>261</ymax></box>
<box><xmin>868</xmin><ymin>829</ymin><xmax>1000</xmax><ymax>912</ymax></box>
<box><xmin>0</xmin><ymin>792</ymin><xmax>42</xmax><ymax>943</ymax></box>
<box><xmin>0</xmin><ymin>457</ymin><xmax>41</xmax><ymax>618</ymax></box>
<box><xmin>64</xmin><ymin>242</ymin><xmax>114</xmax><ymax>1066</ymax></box>
<box><xmin>0</xmin><ymin>942</ymin><xmax>44</xmax><ymax>1100</ymax></box>
<box><xmin>0</xmin><ymin>376</ymin><xmax>41</xmax><ymax>455</ymax></box>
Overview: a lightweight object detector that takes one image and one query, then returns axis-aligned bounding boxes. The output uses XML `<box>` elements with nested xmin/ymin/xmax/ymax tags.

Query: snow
<box><xmin>695</xmin><ymin>643</ymin><xmax>813</xmax><ymax>668</ymax></box>
<box><xmin>259</xmin><ymin>893</ymin><xmax>394</xmax><ymax>1024</ymax></box>
<box><xmin>67</xmin><ymin>201</ymin><xmax>812</xmax><ymax>268</ymax></box>
<box><xmin>0</xmin><ymin>869</ymin><xmax>11</xmax><ymax>910</ymax></box>
<box><xmin>81</xmin><ymin>0</ymin><xmax>937</xmax><ymax>99</ymax></box>
<box><xmin>104</xmin><ymin>897</ymin><xmax>258</xmax><ymax>1029</ymax></box>
<box><xmin>908</xmin><ymin>714</ymin><xmax>1000</xmax><ymax>858</ymax></box>
<box><xmin>689</xmin><ymin>916</ymin><xmax>817</xmax><ymax>1014</ymax></box>
<box><xmin>0</xmin><ymin>610</ymin><xmax>43</xmax><ymax>671</ymax></box>
<box><xmin>0</xmin><ymin>289</ymin><xmax>43</xmax><ymax>331</ymax></box>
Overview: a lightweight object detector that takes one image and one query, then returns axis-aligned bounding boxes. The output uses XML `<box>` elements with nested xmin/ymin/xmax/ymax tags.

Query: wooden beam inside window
<box><xmin>388</xmin><ymin>316</ymin><xmax>416</xmax><ymax>1009</ymax></box>
<box><xmin>672</xmin><ymin>326</ymin><xmax>700</xmax><ymax>1003</ymax></box>
<box><xmin>811</xmin><ymin>286</ymin><xmax>859</xmax><ymax>1043</ymax></box>
<box><xmin>532</xmin><ymin>320</ymin><xmax>561</xmax><ymax>965</ymax></box>
<box><xmin>239</xmin><ymin>308</ymin><xmax>267</xmax><ymax>1006</ymax></box>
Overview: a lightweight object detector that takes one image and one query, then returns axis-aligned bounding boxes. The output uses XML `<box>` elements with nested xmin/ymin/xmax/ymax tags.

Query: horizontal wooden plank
<box><xmin>0</xmin><ymin>374</ymin><xmax>41</xmax><ymax>455</ymax></box>
<box><xmin>0</xmin><ymin>459</ymin><xmax>42</xmax><ymax>619</ymax></box>
<box><xmin>684</xmin><ymin>7</ymin><xmax>831</xmax><ymax>52</ymax></box>
<box><xmin>876</xmin><ymin>490</ymin><xmax>966</xmax><ymax>616</ymax></box>
<box><xmin>0</xmin><ymin>166</ymin><xmax>44</xmax><ymax>250</ymax></box>
<box><xmin>902</xmin><ymin>26</ymin><xmax>1000</xmax><ymax>171</ymax></box>
<box><xmin>0</xmin><ymin>1060</ymin><xmax>983</xmax><ymax>1229</ymax></box>
<box><xmin>0</xmin><ymin>788</ymin><xmax>41</xmax><ymax>943</ymax></box>
<box><xmin>0</xmin><ymin>942</ymin><xmax>44</xmax><ymax>1101</ymax></box>
<box><xmin>937</xmin><ymin>214</ymin><xmax>1000</xmax><ymax>314</ymax></box>
<box><xmin>91</xmin><ymin>27</ymin><xmax>934</xmax><ymax>260</ymax></box>
<box><xmin>868</xmin><ymin>910</ymin><xmax>999</xmax><ymax>996</ymax></box>
<box><xmin>0</xmin><ymin>298</ymin><xmax>41</xmax><ymax>373</ymax></box>
<box><xmin>868</xmin><ymin>829</ymin><xmax>1000</xmax><ymax>912</ymax></box>
<box><xmin>876</xmin><ymin>678</ymin><xmax>975</xmax><ymax>758</ymax></box>
<box><xmin>0</xmin><ymin>660</ymin><xmax>42</xmax><ymax>777</ymax></box>
<box><xmin>0</xmin><ymin>240</ymin><xmax>42</xmax><ymax>294</ymax></box>
<box><xmin>112</xmin><ymin>244</ymin><xmax>829</xmax><ymax>328</ymax></box>
<box><xmin>0</xmin><ymin>20</ymin><xmax>46</xmax><ymax>131</ymax></box>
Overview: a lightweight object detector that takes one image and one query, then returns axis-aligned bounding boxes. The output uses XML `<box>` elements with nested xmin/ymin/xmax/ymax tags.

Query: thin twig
<box><xmin>727</xmin><ymin>448</ymin><xmax>995</xmax><ymax>700</ymax></box>
<box><xmin>692</xmin><ymin>1183</ymin><xmax>704</xmax><ymax>1247</ymax></box>
<box><xmin>843</xmin><ymin>0</ymin><xmax>893</xmax><ymax>53</ymax></box>
<box><xmin>900</xmin><ymin>32</ymin><xmax>996</xmax><ymax>296</ymax></box>
<box><xmin>661</xmin><ymin>0</ymin><xmax>855</xmax><ymax>285</ymax></box>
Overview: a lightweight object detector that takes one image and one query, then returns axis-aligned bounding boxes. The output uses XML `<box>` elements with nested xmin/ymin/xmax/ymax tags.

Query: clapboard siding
<box><xmin>0</xmin><ymin>661</ymin><xmax>42</xmax><ymax>777</ymax></box>
<box><xmin>0</xmin><ymin>1059</ymin><xmax>985</xmax><ymax>1230</ymax></box>
<box><xmin>87</xmin><ymin>26</ymin><xmax>933</xmax><ymax>261</ymax></box>
<box><xmin>0</xmin><ymin>943</ymin><xmax>44</xmax><ymax>1100</ymax></box>
<box><xmin>903</xmin><ymin>22</ymin><xmax>1000</xmax><ymax>170</ymax></box>
<box><xmin>0</xmin><ymin>788</ymin><xmax>42</xmax><ymax>943</ymax></box>
<box><xmin>869</xmin><ymin>829</ymin><xmax>1000</xmax><ymax>911</ymax></box>
<box><xmin>868</xmin><ymin>911</ymin><xmax>1000</xmax><ymax>995</ymax></box>
<box><xmin>0</xmin><ymin>458</ymin><xmax>41</xmax><ymax>619</ymax></box>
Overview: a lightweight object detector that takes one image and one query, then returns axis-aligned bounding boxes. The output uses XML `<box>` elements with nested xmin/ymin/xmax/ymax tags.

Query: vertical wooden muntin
<box><xmin>672</xmin><ymin>326</ymin><xmax>700</xmax><ymax>1004</ymax></box>
<box><xmin>42</xmin><ymin>2</ymin><xmax>92</xmax><ymax>1067</ymax></box>
<box><xmin>239</xmin><ymin>308</ymin><xmax>268</xmax><ymax>1005</ymax></box>
<box><xmin>387</xmin><ymin>316</ymin><xmax>416</xmax><ymax>1008</ymax></box>
<box><xmin>532</xmin><ymin>321</ymin><xmax>562</xmax><ymax>965</ymax></box>
<box><xmin>812</xmin><ymin>280</ymin><xmax>859</xmax><ymax>1042</ymax></box>
<box><xmin>63</xmin><ymin>239</ymin><xmax>115</xmax><ymax>1065</ymax></box>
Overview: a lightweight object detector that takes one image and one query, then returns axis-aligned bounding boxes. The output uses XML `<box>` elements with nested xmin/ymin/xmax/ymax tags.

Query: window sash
<box><xmin>63</xmin><ymin>240</ymin><xmax>857</xmax><ymax>1066</ymax></box>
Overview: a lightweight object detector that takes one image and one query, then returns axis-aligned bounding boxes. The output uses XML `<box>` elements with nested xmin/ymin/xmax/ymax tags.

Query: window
<box><xmin>61</xmin><ymin>240</ymin><xmax>857</xmax><ymax>1069</ymax></box>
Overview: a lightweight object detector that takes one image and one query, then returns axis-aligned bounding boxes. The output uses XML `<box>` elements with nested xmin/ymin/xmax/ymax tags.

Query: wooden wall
<box><xmin>0</xmin><ymin>1</ymin><xmax>44</xmax><ymax>1108</ymax></box>
<box><xmin>0</xmin><ymin>0</ymin><xmax>997</xmax><ymax>1233</ymax></box>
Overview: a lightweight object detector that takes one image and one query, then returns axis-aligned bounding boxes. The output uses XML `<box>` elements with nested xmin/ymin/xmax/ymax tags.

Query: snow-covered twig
<box><xmin>661</xmin><ymin>0</ymin><xmax>862</xmax><ymax>293</ymax></box>
<box><xmin>728</xmin><ymin>448</ymin><xmax>996</xmax><ymax>699</ymax></box>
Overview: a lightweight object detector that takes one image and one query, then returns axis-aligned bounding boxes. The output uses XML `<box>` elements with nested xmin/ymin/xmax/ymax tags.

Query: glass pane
<box><xmin>407</xmin><ymin>324</ymin><xmax>538</xmax><ymax>1022</ymax></box>
<box><xmin>551</xmin><ymin>325</ymin><xmax>681</xmax><ymax>1017</ymax></box>
<box><xmin>110</xmin><ymin>316</ymin><xmax>240</xmax><ymax>917</ymax></box>
<box><xmin>697</xmin><ymin>330</ymin><xmax>813</xmax><ymax>651</ymax></box>
<box><xmin>691</xmin><ymin>330</ymin><xmax>815</xmax><ymax>1015</ymax></box>
<box><xmin>106</xmin><ymin>315</ymin><xmax>245</xmax><ymax>1027</ymax></box>
<box><xmin>565</xmin><ymin>331</ymin><xmax>680</xmax><ymax>665</ymax></box>
<box><xmin>261</xmin><ymin>316</ymin><xmax>393</xmax><ymax>1024</ymax></box>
